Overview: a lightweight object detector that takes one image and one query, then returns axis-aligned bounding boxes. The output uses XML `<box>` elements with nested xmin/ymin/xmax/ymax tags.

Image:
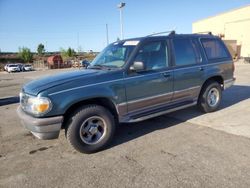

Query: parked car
<box><xmin>7</xmin><ymin>64</ymin><xmax>20</xmax><ymax>73</ymax></box>
<box><xmin>17</xmin><ymin>32</ymin><xmax>235</xmax><ymax>153</ymax></box>
<box><xmin>22</xmin><ymin>64</ymin><xmax>33</xmax><ymax>71</ymax></box>
<box><xmin>4</xmin><ymin>64</ymin><xmax>10</xmax><ymax>71</ymax></box>
<box><xmin>16</xmin><ymin>63</ymin><xmax>24</xmax><ymax>71</ymax></box>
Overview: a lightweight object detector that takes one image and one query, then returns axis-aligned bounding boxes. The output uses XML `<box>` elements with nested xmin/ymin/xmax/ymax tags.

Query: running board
<box><xmin>122</xmin><ymin>101</ymin><xmax>197</xmax><ymax>123</ymax></box>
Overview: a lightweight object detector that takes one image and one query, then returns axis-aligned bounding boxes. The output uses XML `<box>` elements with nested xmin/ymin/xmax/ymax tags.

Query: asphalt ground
<box><xmin>0</xmin><ymin>63</ymin><xmax>250</xmax><ymax>188</ymax></box>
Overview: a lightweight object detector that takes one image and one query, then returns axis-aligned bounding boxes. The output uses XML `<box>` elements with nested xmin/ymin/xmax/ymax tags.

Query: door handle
<box><xmin>199</xmin><ymin>67</ymin><xmax>204</xmax><ymax>71</ymax></box>
<box><xmin>162</xmin><ymin>72</ymin><xmax>171</xmax><ymax>78</ymax></box>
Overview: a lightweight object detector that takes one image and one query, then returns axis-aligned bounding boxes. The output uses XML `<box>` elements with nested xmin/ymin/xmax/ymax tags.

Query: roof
<box><xmin>116</xmin><ymin>33</ymin><xmax>217</xmax><ymax>44</ymax></box>
<box><xmin>47</xmin><ymin>55</ymin><xmax>62</xmax><ymax>62</ymax></box>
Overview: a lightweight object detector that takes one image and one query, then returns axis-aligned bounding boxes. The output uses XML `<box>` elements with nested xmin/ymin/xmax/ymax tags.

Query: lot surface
<box><xmin>0</xmin><ymin>64</ymin><xmax>250</xmax><ymax>188</ymax></box>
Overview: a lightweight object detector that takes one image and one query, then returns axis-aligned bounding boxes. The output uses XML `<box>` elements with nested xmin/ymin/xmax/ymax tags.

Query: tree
<box><xmin>67</xmin><ymin>47</ymin><xmax>76</xmax><ymax>57</ymax></box>
<box><xmin>37</xmin><ymin>43</ymin><xmax>45</xmax><ymax>55</ymax></box>
<box><xmin>18</xmin><ymin>47</ymin><xmax>33</xmax><ymax>63</ymax></box>
<box><xmin>60</xmin><ymin>47</ymin><xmax>76</xmax><ymax>60</ymax></box>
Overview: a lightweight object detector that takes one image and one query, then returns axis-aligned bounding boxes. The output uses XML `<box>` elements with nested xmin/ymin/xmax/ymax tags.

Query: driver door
<box><xmin>124</xmin><ymin>39</ymin><xmax>174</xmax><ymax>114</ymax></box>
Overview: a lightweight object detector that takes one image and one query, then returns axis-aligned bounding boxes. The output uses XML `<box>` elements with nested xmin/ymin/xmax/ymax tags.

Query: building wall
<box><xmin>192</xmin><ymin>5</ymin><xmax>250</xmax><ymax>57</ymax></box>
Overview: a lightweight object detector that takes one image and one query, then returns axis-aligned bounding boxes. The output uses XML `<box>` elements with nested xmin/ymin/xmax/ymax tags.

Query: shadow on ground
<box><xmin>220</xmin><ymin>85</ymin><xmax>250</xmax><ymax>109</ymax></box>
<box><xmin>109</xmin><ymin>85</ymin><xmax>250</xmax><ymax>149</ymax></box>
<box><xmin>0</xmin><ymin>96</ymin><xmax>19</xmax><ymax>106</ymax></box>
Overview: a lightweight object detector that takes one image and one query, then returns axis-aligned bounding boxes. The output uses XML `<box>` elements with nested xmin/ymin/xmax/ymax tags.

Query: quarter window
<box><xmin>134</xmin><ymin>41</ymin><xmax>168</xmax><ymax>70</ymax></box>
<box><xmin>201</xmin><ymin>38</ymin><xmax>229</xmax><ymax>60</ymax></box>
<box><xmin>173</xmin><ymin>38</ymin><xmax>200</xmax><ymax>66</ymax></box>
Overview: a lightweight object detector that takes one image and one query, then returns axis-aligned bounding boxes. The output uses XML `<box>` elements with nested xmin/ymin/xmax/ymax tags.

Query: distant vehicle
<box><xmin>4</xmin><ymin>64</ymin><xmax>10</xmax><ymax>71</ymax></box>
<box><xmin>81</xmin><ymin>60</ymin><xmax>90</xmax><ymax>68</ymax></box>
<box><xmin>16</xmin><ymin>63</ymin><xmax>24</xmax><ymax>71</ymax></box>
<box><xmin>7</xmin><ymin>64</ymin><xmax>20</xmax><ymax>73</ymax></box>
<box><xmin>22</xmin><ymin>64</ymin><xmax>33</xmax><ymax>71</ymax></box>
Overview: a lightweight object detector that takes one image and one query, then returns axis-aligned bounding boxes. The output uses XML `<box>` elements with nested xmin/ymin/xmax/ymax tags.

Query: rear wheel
<box><xmin>198</xmin><ymin>81</ymin><xmax>222</xmax><ymax>113</ymax></box>
<box><xmin>66</xmin><ymin>105</ymin><xmax>116</xmax><ymax>153</ymax></box>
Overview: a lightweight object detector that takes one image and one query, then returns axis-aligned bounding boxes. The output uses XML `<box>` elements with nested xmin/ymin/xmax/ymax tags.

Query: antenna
<box><xmin>147</xmin><ymin>30</ymin><xmax>175</xmax><ymax>37</ymax></box>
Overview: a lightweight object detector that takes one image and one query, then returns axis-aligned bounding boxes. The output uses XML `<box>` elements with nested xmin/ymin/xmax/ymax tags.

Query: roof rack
<box><xmin>194</xmin><ymin>31</ymin><xmax>213</xmax><ymax>35</ymax></box>
<box><xmin>147</xmin><ymin>30</ymin><xmax>175</xmax><ymax>37</ymax></box>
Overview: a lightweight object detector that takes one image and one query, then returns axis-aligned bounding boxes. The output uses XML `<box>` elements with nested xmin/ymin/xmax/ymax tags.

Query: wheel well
<box><xmin>62</xmin><ymin>97</ymin><xmax>118</xmax><ymax>129</ymax></box>
<box><xmin>203</xmin><ymin>76</ymin><xmax>224</xmax><ymax>88</ymax></box>
<box><xmin>198</xmin><ymin>76</ymin><xmax>224</xmax><ymax>100</ymax></box>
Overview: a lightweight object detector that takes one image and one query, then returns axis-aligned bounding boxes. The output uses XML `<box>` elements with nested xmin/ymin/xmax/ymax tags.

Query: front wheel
<box><xmin>66</xmin><ymin>105</ymin><xmax>116</xmax><ymax>153</ymax></box>
<box><xmin>198</xmin><ymin>81</ymin><xmax>222</xmax><ymax>113</ymax></box>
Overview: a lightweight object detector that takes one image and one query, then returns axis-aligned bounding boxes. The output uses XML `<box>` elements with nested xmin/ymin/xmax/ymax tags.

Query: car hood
<box><xmin>23</xmin><ymin>69</ymin><xmax>100</xmax><ymax>96</ymax></box>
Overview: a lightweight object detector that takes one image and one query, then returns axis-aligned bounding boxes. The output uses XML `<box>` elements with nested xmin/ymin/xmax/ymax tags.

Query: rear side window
<box><xmin>201</xmin><ymin>38</ymin><xmax>229</xmax><ymax>60</ymax></box>
<box><xmin>173</xmin><ymin>38</ymin><xmax>200</xmax><ymax>66</ymax></box>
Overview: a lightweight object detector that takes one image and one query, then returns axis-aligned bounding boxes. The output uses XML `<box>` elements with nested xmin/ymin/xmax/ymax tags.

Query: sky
<box><xmin>0</xmin><ymin>0</ymin><xmax>249</xmax><ymax>52</ymax></box>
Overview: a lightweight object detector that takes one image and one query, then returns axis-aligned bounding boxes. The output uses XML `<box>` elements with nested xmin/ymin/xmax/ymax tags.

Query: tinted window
<box><xmin>201</xmin><ymin>38</ymin><xmax>229</xmax><ymax>60</ymax></box>
<box><xmin>134</xmin><ymin>41</ymin><xmax>168</xmax><ymax>70</ymax></box>
<box><xmin>173</xmin><ymin>38</ymin><xmax>199</xmax><ymax>66</ymax></box>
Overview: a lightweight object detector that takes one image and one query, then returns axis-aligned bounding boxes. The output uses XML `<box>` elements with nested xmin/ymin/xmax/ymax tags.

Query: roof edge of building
<box><xmin>193</xmin><ymin>4</ymin><xmax>250</xmax><ymax>24</ymax></box>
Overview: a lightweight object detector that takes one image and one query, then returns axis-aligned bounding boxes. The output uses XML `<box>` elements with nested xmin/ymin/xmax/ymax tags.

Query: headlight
<box><xmin>20</xmin><ymin>92</ymin><xmax>52</xmax><ymax>115</ymax></box>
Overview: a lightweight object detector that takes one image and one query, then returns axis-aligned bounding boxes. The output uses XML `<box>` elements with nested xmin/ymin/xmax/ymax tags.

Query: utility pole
<box><xmin>45</xmin><ymin>41</ymin><xmax>47</xmax><ymax>55</ymax></box>
<box><xmin>117</xmin><ymin>2</ymin><xmax>126</xmax><ymax>40</ymax></box>
<box><xmin>106</xmin><ymin>24</ymin><xmax>109</xmax><ymax>45</ymax></box>
<box><xmin>77</xmin><ymin>32</ymin><xmax>79</xmax><ymax>53</ymax></box>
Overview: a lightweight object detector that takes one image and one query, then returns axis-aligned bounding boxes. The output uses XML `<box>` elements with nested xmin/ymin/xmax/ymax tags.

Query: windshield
<box><xmin>89</xmin><ymin>41</ymin><xmax>138</xmax><ymax>69</ymax></box>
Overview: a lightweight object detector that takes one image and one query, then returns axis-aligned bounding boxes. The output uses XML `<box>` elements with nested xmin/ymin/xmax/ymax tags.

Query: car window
<box><xmin>134</xmin><ymin>41</ymin><xmax>168</xmax><ymax>70</ymax></box>
<box><xmin>90</xmin><ymin>42</ymin><xmax>136</xmax><ymax>68</ymax></box>
<box><xmin>201</xmin><ymin>38</ymin><xmax>229</xmax><ymax>60</ymax></box>
<box><xmin>173</xmin><ymin>38</ymin><xmax>199</xmax><ymax>66</ymax></box>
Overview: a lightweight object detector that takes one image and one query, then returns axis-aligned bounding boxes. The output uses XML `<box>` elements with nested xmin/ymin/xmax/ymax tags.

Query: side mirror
<box><xmin>85</xmin><ymin>62</ymin><xmax>90</xmax><ymax>68</ymax></box>
<box><xmin>130</xmin><ymin>61</ymin><xmax>145</xmax><ymax>72</ymax></box>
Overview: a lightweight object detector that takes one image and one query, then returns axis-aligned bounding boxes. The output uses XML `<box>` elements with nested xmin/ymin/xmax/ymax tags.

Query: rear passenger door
<box><xmin>171</xmin><ymin>38</ymin><xmax>204</xmax><ymax>103</ymax></box>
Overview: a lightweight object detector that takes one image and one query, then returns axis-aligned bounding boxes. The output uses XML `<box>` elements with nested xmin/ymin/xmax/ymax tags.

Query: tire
<box><xmin>198</xmin><ymin>81</ymin><xmax>222</xmax><ymax>113</ymax></box>
<box><xmin>65</xmin><ymin>105</ymin><xmax>116</xmax><ymax>153</ymax></box>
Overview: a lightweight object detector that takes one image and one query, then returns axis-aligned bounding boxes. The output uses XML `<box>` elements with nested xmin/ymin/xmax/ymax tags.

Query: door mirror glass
<box><xmin>130</xmin><ymin>61</ymin><xmax>145</xmax><ymax>72</ymax></box>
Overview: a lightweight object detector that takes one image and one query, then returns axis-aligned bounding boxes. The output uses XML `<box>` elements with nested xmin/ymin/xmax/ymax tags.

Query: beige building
<box><xmin>193</xmin><ymin>5</ymin><xmax>250</xmax><ymax>58</ymax></box>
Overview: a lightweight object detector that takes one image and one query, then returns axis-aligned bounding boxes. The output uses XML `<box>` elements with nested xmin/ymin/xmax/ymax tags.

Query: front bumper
<box><xmin>9</xmin><ymin>69</ymin><xmax>19</xmax><ymax>72</ymax></box>
<box><xmin>17</xmin><ymin>106</ymin><xmax>63</xmax><ymax>139</ymax></box>
<box><xmin>224</xmin><ymin>78</ymin><xmax>236</xmax><ymax>90</ymax></box>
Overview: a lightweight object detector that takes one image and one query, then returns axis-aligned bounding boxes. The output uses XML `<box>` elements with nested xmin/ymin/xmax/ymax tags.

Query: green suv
<box><xmin>17</xmin><ymin>32</ymin><xmax>235</xmax><ymax>153</ymax></box>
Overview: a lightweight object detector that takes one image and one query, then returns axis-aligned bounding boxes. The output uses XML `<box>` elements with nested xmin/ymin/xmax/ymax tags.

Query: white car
<box><xmin>23</xmin><ymin>64</ymin><xmax>33</xmax><ymax>71</ymax></box>
<box><xmin>4</xmin><ymin>64</ymin><xmax>10</xmax><ymax>71</ymax></box>
<box><xmin>7</xmin><ymin>64</ymin><xmax>20</xmax><ymax>73</ymax></box>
